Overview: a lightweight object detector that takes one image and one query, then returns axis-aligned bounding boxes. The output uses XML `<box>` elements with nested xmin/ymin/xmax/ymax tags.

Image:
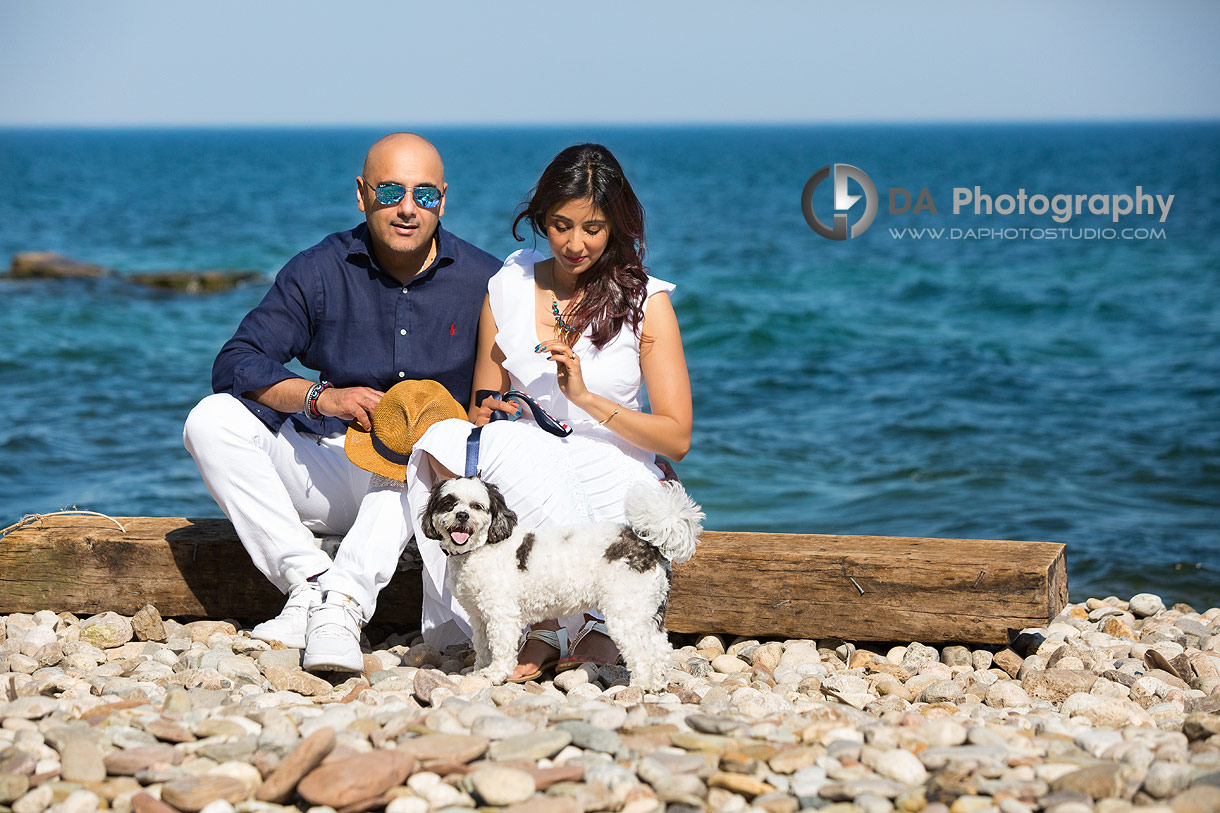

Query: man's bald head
<box><xmin>356</xmin><ymin>132</ymin><xmax>448</xmax><ymax>279</ymax></box>
<box><xmin>362</xmin><ymin>132</ymin><xmax>444</xmax><ymax>183</ymax></box>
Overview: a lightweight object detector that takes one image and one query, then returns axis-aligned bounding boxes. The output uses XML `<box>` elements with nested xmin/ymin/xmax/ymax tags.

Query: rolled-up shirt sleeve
<box><xmin>212</xmin><ymin>256</ymin><xmax>316</xmax><ymax>428</ymax></box>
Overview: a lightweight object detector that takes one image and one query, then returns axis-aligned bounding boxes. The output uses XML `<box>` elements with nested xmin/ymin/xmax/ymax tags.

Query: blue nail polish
<box><xmin>511</xmin><ymin>408</ymin><xmax>522</xmax><ymax>420</ymax></box>
<box><xmin>534</xmin><ymin>343</ymin><xmax>542</xmax><ymax>352</ymax></box>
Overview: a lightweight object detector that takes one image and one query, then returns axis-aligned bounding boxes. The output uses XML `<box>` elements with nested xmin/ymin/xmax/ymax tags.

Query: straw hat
<box><xmin>345</xmin><ymin>380</ymin><xmax>468</xmax><ymax>480</ymax></box>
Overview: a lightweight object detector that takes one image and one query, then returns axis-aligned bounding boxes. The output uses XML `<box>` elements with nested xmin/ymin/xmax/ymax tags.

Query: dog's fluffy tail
<box><xmin>623</xmin><ymin>481</ymin><xmax>704</xmax><ymax>564</ymax></box>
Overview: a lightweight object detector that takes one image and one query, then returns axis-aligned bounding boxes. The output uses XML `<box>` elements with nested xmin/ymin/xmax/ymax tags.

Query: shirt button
<box><xmin>398</xmin><ymin>371</ymin><xmax>405</xmax><ymax>378</ymax></box>
<box><xmin>399</xmin><ymin>329</ymin><xmax>406</xmax><ymax>336</ymax></box>
<box><xmin>402</xmin><ymin>287</ymin><xmax>408</xmax><ymax>294</ymax></box>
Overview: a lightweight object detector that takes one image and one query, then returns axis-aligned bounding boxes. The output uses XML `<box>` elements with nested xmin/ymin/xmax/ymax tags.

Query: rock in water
<box><xmin>126</xmin><ymin>270</ymin><xmax>264</xmax><ymax>292</ymax></box>
<box><xmin>3</xmin><ymin>251</ymin><xmax>264</xmax><ymax>292</ymax></box>
<box><xmin>6</xmin><ymin>252</ymin><xmax>106</xmax><ymax>279</ymax></box>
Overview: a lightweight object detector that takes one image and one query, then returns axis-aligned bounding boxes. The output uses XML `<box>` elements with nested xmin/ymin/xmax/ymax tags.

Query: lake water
<box><xmin>1</xmin><ymin>123</ymin><xmax>1217</xmax><ymax>608</ymax></box>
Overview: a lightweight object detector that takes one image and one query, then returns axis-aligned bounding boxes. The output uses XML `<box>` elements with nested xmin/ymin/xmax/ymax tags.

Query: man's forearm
<box><xmin>246</xmin><ymin>379</ymin><xmax>313</xmax><ymax>415</ymax></box>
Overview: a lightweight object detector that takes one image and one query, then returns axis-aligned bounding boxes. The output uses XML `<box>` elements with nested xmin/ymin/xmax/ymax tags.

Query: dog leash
<box><xmin>464</xmin><ymin>426</ymin><xmax>482</xmax><ymax>477</ymax></box>
<box><xmin>466</xmin><ymin>389</ymin><xmax>571</xmax><ymax>478</ymax></box>
<box><xmin>434</xmin><ymin>428</ymin><xmax>483</xmax><ymax>559</ymax></box>
<box><xmin>475</xmin><ymin>389</ymin><xmax>573</xmax><ymax>437</ymax></box>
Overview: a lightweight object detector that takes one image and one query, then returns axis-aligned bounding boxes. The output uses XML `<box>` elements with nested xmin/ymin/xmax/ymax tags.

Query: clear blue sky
<box><xmin>2</xmin><ymin>0</ymin><xmax>1217</xmax><ymax>126</ymax></box>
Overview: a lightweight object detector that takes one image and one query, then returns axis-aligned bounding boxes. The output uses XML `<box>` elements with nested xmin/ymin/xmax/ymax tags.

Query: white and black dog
<box><xmin>420</xmin><ymin>477</ymin><xmax>704</xmax><ymax>692</ymax></box>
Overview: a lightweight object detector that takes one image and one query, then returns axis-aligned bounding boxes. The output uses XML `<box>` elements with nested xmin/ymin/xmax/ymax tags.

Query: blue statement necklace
<box><xmin>550</xmin><ymin>265</ymin><xmax>581</xmax><ymax>342</ymax></box>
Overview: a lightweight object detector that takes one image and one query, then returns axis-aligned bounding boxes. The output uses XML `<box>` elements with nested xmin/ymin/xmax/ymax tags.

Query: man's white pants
<box><xmin>183</xmin><ymin>393</ymin><xmax>413</xmax><ymax>624</ymax></box>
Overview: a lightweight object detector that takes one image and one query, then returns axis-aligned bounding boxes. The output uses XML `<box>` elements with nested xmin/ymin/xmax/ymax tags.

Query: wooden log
<box><xmin>0</xmin><ymin>516</ymin><xmax>421</xmax><ymax>626</ymax></box>
<box><xmin>0</xmin><ymin>516</ymin><xmax>1067</xmax><ymax>643</ymax></box>
<box><xmin>669</xmin><ymin>531</ymin><xmax>1067</xmax><ymax>644</ymax></box>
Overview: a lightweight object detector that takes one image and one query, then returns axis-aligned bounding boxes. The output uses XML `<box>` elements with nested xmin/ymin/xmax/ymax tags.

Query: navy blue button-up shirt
<box><xmin>212</xmin><ymin>223</ymin><xmax>501</xmax><ymax>436</ymax></box>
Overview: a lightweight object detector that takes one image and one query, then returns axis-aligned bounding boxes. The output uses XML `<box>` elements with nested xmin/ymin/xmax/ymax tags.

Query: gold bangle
<box><xmin>598</xmin><ymin>405</ymin><xmax>621</xmax><ymax>426</ymax></box>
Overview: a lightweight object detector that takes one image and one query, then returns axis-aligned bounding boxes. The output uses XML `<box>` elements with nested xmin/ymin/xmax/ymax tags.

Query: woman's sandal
<box><xmin>554</xmin><ymin>618</ymin><xmax>624</xmax><ymax>673</ymax></box>
<box><xmin>506</xmin><ymin>627</ymin><xmax>568</xmax><ymax>683</ymax></box>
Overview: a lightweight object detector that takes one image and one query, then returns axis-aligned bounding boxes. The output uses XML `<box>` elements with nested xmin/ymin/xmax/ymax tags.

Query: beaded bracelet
<box><xmin>304</xmin><ymin>381</ymin><xmax>333</xmax><ymax>420</ymax></box>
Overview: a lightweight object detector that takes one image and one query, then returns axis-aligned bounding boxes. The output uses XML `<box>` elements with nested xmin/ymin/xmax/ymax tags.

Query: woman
<box><xmin>406</xmin><ymin>143</ymin><xmax>692</xmax><ymax>680</ymax></box>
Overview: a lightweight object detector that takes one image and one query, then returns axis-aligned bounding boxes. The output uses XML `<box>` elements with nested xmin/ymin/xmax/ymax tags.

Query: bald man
<box><xmin>184</xmin><ymin>133</ymin><xmax>499</xmax><ymax>671</ymax></box>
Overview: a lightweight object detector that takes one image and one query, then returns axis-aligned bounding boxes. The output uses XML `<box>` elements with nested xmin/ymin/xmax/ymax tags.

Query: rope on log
<box><xmin>0</xmin><ymin>509</ymin><xmax>126</xmax><ymax>538</ymax></box>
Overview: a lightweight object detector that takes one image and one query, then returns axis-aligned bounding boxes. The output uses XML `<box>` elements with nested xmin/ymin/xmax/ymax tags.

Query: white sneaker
<box><xmin>250</xmin><ymin>580</ymin><xmax>321</xmax><ymax>649</ymax></box>
<box><xmin>302</xmin><ymin>594</ymin><xmax>364</xmax><ymax>672</ymax></box>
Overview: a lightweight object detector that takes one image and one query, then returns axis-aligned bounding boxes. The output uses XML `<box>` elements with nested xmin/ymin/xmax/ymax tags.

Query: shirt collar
<box><xmin>348</xmin><ymin>222</ymin><xmax>457</xmax><ymax>279</ymax></box>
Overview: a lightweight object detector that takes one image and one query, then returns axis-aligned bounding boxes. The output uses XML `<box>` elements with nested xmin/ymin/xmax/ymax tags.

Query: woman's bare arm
<box><xmin>468</xmin><ymin>293</ymin><xmax>513</xmax><ymax>424</ymax></box>
<box><xmin>561</xmin><ymin>291</ymin><xmax>692</xmax><ymax>460</ymax></box>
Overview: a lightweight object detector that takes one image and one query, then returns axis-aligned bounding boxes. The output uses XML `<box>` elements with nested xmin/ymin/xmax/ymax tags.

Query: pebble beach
<box><xmin>2</xmin><ymin>594</ymin><xmax>1219</xmax><ymax>813</ymax></box>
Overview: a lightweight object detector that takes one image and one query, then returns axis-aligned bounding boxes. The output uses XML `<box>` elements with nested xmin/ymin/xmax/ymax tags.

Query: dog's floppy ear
<box><xmin>419</xmin><ymin>479</ymin><xmax>447</xmax><ymax>540</ymax></box>
<box><xmin>484</xmin><ymin>481</ymin><xmax>517</xmax><ymax>544</ymax></box>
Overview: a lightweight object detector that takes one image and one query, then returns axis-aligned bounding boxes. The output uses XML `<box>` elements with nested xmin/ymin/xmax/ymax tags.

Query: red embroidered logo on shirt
<box><xmin>449</xmin><ymin>323</ymin><xmax>455</xmax><ymax>335</ymax></box>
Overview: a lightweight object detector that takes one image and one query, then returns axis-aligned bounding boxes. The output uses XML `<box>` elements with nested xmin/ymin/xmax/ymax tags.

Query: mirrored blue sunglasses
<box><xmin>366</xmin><ymin>180</ymin><xmax>443</xmax><ymax>208</ymax></box>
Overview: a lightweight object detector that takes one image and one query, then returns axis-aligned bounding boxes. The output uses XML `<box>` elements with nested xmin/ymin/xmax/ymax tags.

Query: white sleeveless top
<box><xmin>487</xmin><ymin>249</ymin><xmax>676</xmax><ymax>468</ymax></box>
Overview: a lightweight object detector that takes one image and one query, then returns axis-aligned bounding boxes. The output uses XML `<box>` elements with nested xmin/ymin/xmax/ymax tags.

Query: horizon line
<box><xmin>1</xmin><ymin>116</ymin><xmax>1218</xmax><ymax>131</ymax></box>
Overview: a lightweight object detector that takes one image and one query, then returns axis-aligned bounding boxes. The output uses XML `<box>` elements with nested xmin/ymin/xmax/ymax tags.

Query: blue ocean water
<box><xmin>1</xmin><ymin>124</ymin><xmax>1217</xmax><ymax>608</ymax></box>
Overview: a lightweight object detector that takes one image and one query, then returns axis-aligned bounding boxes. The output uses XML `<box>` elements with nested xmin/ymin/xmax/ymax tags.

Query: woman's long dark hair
<box><xmin>513</xmin><ymin>143</ymin><xmax>648</xmax><ymax>349</ymax></box>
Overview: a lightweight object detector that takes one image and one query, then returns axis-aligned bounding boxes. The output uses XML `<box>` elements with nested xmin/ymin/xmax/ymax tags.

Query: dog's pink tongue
<box><xmin>451</xmin><ymin>531</ymin><xmax>470</xmax><ymax>545</ymax></box>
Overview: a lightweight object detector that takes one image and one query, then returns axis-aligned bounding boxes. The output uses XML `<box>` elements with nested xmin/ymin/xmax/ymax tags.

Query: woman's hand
<box><xmin>472</xmin><ymin>396</ymin><xmax>521</xmax><ymax>427</ymax></box>
<box><xmin>530</xmin><ymin>291</ymin><xmax>691</xmax><ymax>462</ymax></box>
<box><xmin>537</xmin><ymin>339</ymin><xmax>591</xmax><ymax>405</ymax></box>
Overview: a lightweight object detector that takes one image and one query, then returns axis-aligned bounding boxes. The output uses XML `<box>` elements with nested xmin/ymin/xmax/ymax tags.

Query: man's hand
<box><xmin>316</xmin><ymin>386</ymin><xmax>385</xmax><ymax>430</ymax></box>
